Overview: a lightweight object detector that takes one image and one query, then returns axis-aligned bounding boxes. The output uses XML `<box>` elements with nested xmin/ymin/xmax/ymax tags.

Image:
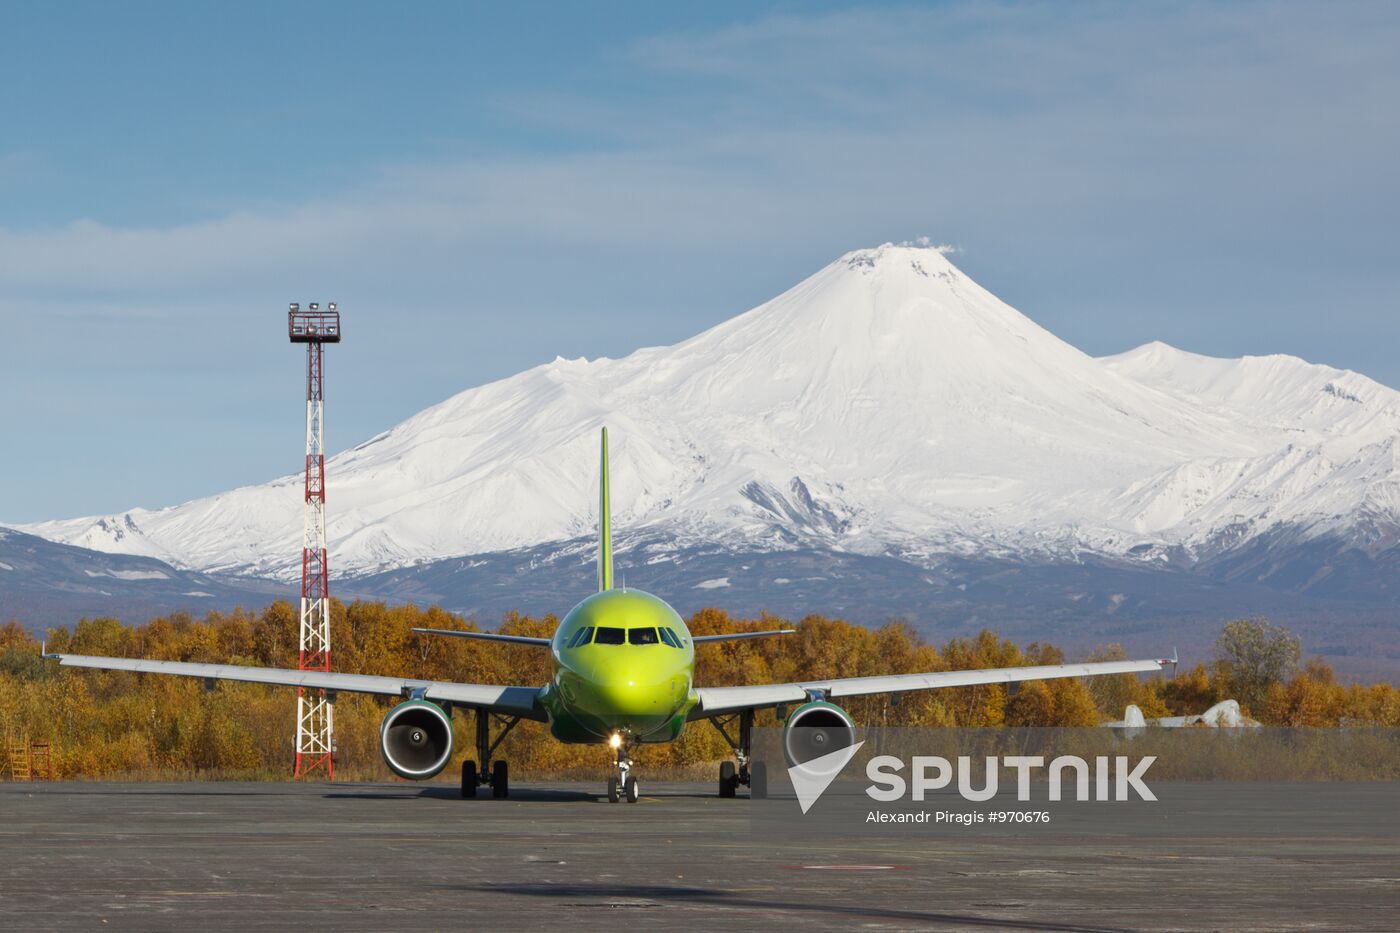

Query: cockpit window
<box><xmin>628</xmin><ymin>627</ymin><xmax>660</xmax><ymax>645</ymax></box>
<box><xmin>593</xmin><ymin>627</ymin><xmax>625</xmax><ymax>645</ymax></box>
<box><xmin>660</xmin><ymin>627</ymin><xmax>683</xmax><ymax>648</ymax></box>
<box><xmin>565</xmin><ymin>626</ymin><xmax>594</xmax><ymax>648</ymax></box>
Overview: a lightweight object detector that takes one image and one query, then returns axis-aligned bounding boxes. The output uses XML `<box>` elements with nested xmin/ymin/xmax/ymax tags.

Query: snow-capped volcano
<box><xmin>19</xmin><ymin>244</ymin><xmax>1400</xmax><ymax>583</ymax></box>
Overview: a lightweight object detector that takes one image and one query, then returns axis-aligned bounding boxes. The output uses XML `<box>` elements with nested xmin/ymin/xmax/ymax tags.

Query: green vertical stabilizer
<box><xmin>598</xmin><ymin>427</ymin><xmax>613</xmax><ymax>592</ymax></box>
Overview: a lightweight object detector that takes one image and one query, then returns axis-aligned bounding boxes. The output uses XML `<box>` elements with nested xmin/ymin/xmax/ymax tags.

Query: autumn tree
<box><xmin>4</xmin><ymin>606</ymin><xmax>1398</xmax><ymax>780</ymax></box>
<box><xmin>1215</xmin><ymin>618</ymin><xmax>1301</xmax><ymax>714</ymax></box>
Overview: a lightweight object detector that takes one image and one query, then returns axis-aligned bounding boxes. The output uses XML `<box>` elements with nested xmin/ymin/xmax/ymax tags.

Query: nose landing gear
<box><xmin>606</xmin><ymin>734</ymin><xmax>640</xmax><ymax>803</ymax></box>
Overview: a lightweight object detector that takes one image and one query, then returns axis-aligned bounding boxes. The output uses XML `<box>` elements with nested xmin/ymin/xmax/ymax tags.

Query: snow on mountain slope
<box><xmin>1103</xmin><ymin>341</ymin><xmax>1400</xmax><ymax>444</ymax></box>
<box><xmin>18</xmin><ymin>244</ymin><xmax>1400</xmax><ymax>579</ymax></box>
<box><xmin>1102</xmin><ymin>343</ymin><xmax>1400</xmax><ymax>553</ymax></box>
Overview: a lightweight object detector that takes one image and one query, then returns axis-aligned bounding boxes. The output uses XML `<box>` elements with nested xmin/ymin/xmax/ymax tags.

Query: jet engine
<box><xmin>380</xmin><ymin>700</ymin><xmax>453</xmax><ymax>780</ymax></box>
<box><xmin>782</xmin><ymin>700</ymin><xmax>857</xmax><ymax>773</ymax></box>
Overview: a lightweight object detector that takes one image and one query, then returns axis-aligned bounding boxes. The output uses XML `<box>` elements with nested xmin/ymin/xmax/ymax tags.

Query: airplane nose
<box><xmin>558</xmin><ymin>650</ymin><xmax>689</xmax><ymax>734</ymax></box>
<box><xmin>595</xmin><ymin>671</ymin><xmax>671</xmax><ymax>716</ymax></box>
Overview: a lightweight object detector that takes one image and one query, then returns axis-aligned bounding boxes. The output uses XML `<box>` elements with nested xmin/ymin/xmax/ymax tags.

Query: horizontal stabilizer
<box><xmin>411</xmin><ymin>627</ymin><xmax>551</xmax><ymax>647</ymax></box>
<box><xmin>691</xmin><ymin>629</ymin><xmax>796</xmax><ymax>644</ymax></box>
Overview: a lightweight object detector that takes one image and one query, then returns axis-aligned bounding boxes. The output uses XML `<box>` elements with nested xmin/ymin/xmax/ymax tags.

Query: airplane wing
<box><xmin>689</xmin><ymin>656</ymin><xmax>1173</xmax><ymax>720</ymax></box>
<box><xmin>49</xmin><ymin>653</ymin><xmax>547</xmax><ymax>721</ymax></box>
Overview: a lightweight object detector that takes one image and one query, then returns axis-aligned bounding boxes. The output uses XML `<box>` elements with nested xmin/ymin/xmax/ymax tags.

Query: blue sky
<box><xmin>1</xmin><ymin>1</ymin><xmax>1397</xmax><ymax>521</ymax></box>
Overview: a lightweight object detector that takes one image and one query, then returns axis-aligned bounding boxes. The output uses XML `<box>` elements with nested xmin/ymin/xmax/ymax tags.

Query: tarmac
<box><xmin>0</xmin><ymin>780</ymin><xmax>1396</xmax><ymax>932</ymax></box>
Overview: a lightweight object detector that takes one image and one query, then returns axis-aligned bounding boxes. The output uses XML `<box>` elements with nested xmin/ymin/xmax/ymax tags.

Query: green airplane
<box><xmin>48</xmin><ymin>428</ymin><xmax>1174</xmax><ymax>803</ymax></box>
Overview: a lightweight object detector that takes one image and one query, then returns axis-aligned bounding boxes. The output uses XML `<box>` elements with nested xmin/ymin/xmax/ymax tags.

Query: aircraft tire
<box><xmin>607</xmin><ymin>776</ymin><xmax>620</xmax><ymax>803</ymax></box>
<box><xmin>749</xmin><ymin>760</ymin><xmax>768</xmax><ymax>799</ymax></box>
<box><xmin>719</xmin><ymin>761</ymin><xmax>737</xmax><ymax>798</ymax></box>
<box><xmin>491</xmin><ymin>760</ymin><xmax>509</xmax><ymax>798</ymax></box>
<box><xmin>462</xmin><ymin>760</ymin><xmax>478</xmax><ymax>798</ymax></box>
<box><xmin>625</xmin><ymin>776</ymin><xmax>639</xmax><ymax>803</ymax></box>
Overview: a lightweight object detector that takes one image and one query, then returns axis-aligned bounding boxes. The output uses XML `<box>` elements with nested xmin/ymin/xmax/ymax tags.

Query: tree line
<box><xmin>0</xmin><ymin>604</ymin><xmax>1395</xmax><ymax>780</ymax></box>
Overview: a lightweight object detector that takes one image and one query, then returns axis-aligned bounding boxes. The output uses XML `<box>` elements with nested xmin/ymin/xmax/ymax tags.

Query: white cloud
<box><xmin>901</xmin><ymin>237</ymin><xmax>960</xmax><ymax>254</ymax></box>
<box><xmin>0</xmin><ymin>2</ymin><xmax>1394</xmax><ymax>298</ymax></box>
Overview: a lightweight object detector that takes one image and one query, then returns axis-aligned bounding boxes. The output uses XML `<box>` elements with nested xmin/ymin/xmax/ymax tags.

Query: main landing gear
<box><xmin>461</xmin><ymin>707</ymin><xmax>521</xmax><ymax>799</ymax></box>
<box><xmin>711</xmin><ymin>709</ymin><xmax>767</xmax><ymax>799</ymax></box>
<box><xmin>606</xmin><ymin>735</ymin><xmax>640</xmax><ymax>804</ymax></box>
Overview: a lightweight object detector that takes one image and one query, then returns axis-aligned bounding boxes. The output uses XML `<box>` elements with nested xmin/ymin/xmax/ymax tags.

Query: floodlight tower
<box><xmin>288</xmin><ymin>301</ymin><xmax>341</xmax><ymax>779</ymax></box>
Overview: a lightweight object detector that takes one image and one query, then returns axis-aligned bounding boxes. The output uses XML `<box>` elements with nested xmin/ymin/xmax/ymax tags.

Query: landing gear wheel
<box><xmin>467</xmin><ymin>708</ymin><xmax>522</xmax><ymax>803</ymax></box>
<box><xmin>749</xmin><ymin>760</ymin><xmax>768</xmax><ymax>799</ymax></box>
<box><xmin>607</xmin><ymin>776</ymin><xmax>620</xmax><ymax>803</ymax></box>
<box><xmin>625</xmin><ymin>776</ymin><xmax>639</xmax><ymax>803</ymax></box>
<box><xmin>719</xmin><ymin>760</ymin><xmax>738</xmax><ymax>798</ymax></box>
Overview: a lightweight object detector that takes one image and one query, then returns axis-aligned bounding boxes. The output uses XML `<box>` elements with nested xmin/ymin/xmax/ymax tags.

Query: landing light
<box><xmin>609</xmin><ymin>733</ymin><xmax>622</xmax><ymax>749</ymax></box>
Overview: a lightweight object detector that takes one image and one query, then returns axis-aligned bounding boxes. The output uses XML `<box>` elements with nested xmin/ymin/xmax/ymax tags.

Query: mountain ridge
<box><xmin>15</xmin><ymin>244</ymin><xmax>1400</xmax><ymax>594</ymax></box>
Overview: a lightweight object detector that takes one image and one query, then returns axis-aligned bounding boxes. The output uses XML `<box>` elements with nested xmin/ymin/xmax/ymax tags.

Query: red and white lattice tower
<box><xmin>288</xmin><ymin>301</ymin><xmax>341</xmax><ymax>779</ymax></box>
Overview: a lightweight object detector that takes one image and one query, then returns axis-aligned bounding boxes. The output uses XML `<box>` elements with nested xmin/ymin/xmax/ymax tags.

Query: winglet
<box><xmin>597</xmin><ymin>426</ymin><xmax>613</xmax><ymax>592</ymax></box>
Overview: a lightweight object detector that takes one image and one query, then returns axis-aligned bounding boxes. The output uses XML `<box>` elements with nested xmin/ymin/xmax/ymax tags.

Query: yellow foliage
<box><xmin>0</xmin><ymin>607</ymin><xmax>1395</xmax><ymax>781</ymax></box>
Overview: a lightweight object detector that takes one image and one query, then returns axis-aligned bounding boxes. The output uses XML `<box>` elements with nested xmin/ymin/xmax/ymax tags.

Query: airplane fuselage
<box><xmin>539</xmin><ymin>589</ymin><xmax>697</xmax><ymax>744</ymax></box>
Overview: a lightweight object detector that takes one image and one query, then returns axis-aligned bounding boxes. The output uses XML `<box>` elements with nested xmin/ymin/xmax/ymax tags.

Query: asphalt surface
<box><xmin>0</xmin><ymin>780</ymin><xmax>1396</xmax><ymax>932</ymax></box>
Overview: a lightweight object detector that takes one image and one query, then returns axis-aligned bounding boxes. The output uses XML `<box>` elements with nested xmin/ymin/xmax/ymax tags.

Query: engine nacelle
<box><xmin>782</xmin><ymin>700</ymin><xmax>857</xmax><ymax>775</ymax></box>
<box><xmin>380</xmin><ymin>700</ymin><xmax>454</xmax><ymax>780</ymax></box>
